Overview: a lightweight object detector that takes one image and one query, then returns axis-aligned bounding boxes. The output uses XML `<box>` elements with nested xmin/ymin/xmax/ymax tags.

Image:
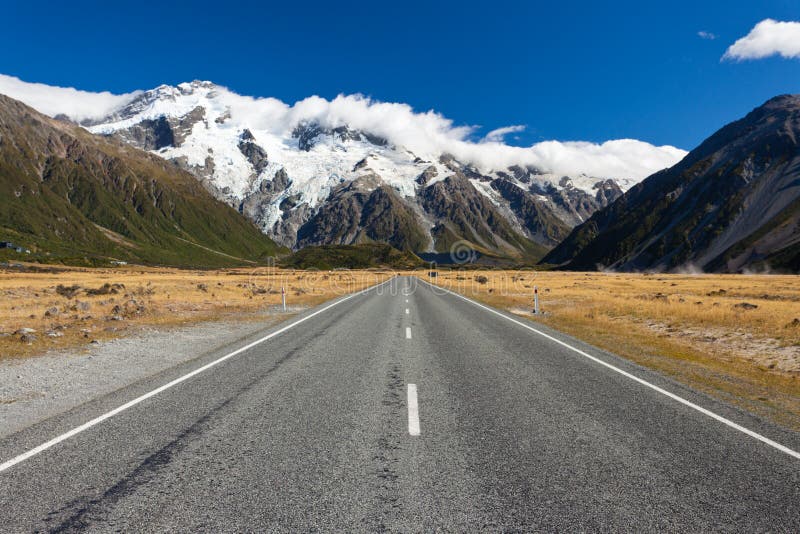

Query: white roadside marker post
<box><xmin>282</xmin><ymin>286</ymin><xmax>286</xmax><ymax>312</ymax></box>
<box><xmin>533</xmin><ymin>286</ymin><xmax>540</xmax><ymax>315</ymax></box>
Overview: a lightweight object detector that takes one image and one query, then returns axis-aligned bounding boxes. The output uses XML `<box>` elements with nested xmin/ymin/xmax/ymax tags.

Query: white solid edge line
<box><xmin>408</xmin><ymin>384</ymin><xmax>421</xmax><ymax>436</ymax></box>
<box><xmin>0</xmin><ymin>278</ymin><xmax>396</xmax><ymax>474</ymax></box>
<box><xmin>420</xmin><ymin>279</ymin><xmax>800</xmax><ymax>461</ymax></box>
<box><xmin>405</xmin><ymin>327</ymin><xmax>412</xmax><ymax>339</ymax></box>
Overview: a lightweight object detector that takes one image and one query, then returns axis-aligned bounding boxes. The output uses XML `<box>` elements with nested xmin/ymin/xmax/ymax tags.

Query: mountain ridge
<box><xmin>70</xmin><ymin>80</ymin><xmax>659</xmax><ymax>261</ymax></box>
<box><xmin>541</xmin><ymin>94</ymin><xmax>800</xmax><ymax>273</ymax></box>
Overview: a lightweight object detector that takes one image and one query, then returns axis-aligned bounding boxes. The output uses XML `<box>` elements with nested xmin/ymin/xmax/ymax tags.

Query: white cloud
<box><xmin>723</xmin><ymin>19</ymin><xmax>800</xmax><ymax>60</ymax></box>
<box><xmin>481</xmin><ymin>124</ymin><xmax>526</xmax><ymax>143</ymax></box>
<box><xmin>0</xmin><ymin>74</ymin><xmax>141</xmax><ymax>122</ymax></box>
<box><xmin>257</xmin><ymin>93</ymin><xmax>686</xmax><ymax>180</ymax></box>
<box><xmin>697</xmin><ymin>31</ymin><xmax>717</xmax><ymax>40</ymax></box>
<box><xmin>0</xmin><ymin>74</ymin><xmax>688</xmax><ymax>181</ymax></box>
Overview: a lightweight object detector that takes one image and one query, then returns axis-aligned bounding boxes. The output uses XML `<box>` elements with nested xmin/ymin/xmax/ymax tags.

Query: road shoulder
<box><xmin>0</xmin><ymin>311</ymin><xmax>294</xmax><ymax>440</ymax></box>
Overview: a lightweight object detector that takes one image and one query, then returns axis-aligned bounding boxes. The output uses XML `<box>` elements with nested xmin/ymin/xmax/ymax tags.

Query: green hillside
<box><xmin>0</xmin><ymin>94</ymin><xmax>285</xmax><ymax>267</ymax></box>
<box><xmin>281</xmin><ymin>244</ymin><xmax>424</xmax><ymax>270</ymax></box>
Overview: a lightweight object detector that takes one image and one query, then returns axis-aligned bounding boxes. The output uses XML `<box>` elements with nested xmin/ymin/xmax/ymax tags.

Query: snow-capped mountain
<box><xmin>61</xmin><ymin>80</ymin><xmax>683</xmax><ymax>258</ymax></box>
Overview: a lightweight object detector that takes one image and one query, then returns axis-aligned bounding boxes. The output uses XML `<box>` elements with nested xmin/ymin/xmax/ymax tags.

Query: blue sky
<box><xmin>1</xmin><ymin>0</ymin><xmax>799</xmax><ymax>150</ymax></box>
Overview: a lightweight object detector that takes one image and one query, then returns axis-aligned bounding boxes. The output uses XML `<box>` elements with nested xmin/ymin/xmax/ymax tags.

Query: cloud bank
<box><xmin>724</xmin><ymin>19</ymin><xmax>800</xmax><ymax>60</ymax></box>
<box><xmin>0</xmin><ymin>74</ymin><xmax>141</xmax><ymax>122</ymax></box>
<box><xmin>0</xmin><ymin>74</ymin><xmax>687</xmax><ymax>181</ymax></box>
<box><xmin>220</xmin><ymin>89</ymin><xmax>685</xmax><ymax>180</ymax></box>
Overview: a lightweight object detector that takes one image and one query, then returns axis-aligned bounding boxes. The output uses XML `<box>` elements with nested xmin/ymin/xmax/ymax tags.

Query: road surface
<box><xmin>1</xmin><ymin>276</ymin><xmax>799</xmax><ymax>531</ymax></box>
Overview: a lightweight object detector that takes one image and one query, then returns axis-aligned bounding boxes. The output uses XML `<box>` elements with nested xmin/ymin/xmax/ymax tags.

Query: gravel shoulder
<box><xmin>0</xmin><ymin>309</ymin><xmax>303</xmax><ymax>440</ymax></box>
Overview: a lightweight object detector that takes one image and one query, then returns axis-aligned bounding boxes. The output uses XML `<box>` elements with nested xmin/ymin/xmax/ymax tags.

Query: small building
<box><xmin>2</xmin><ymin>243</ymin><xmax>30</xmax><ymax>254</ymax></box>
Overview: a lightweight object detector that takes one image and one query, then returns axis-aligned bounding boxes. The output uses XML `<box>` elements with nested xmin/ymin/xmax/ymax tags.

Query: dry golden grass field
<box><xmin>424</xmin><ymin>270</ymin><xmax>800</xmax><ymax>430</ymax></box>
<box><xmin>0</xmin><ymin>264</ymin><xmax>390</xmax><ymax>360</ymax></box>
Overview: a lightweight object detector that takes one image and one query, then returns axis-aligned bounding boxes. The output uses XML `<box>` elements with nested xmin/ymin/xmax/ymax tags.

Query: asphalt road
<box><xmin>1</xmin><ymin>276</ymin><xmax>799</xmax><ymax>532</ymax></box>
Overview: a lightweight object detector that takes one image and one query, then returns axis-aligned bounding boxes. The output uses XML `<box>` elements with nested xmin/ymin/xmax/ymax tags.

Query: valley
<box><xmin>7</xmin><ymin>79</ymin><xmax>683</xmax><ymax>263</ymax></box>
<box><xmin>3</xmin><ymin>79</ymin><xmax>800</xmax><ymax>274</ymax></box>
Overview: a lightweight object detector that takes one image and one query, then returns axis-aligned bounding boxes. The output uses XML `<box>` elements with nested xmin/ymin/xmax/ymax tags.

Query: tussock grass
<box><xmin>0</xmin><ymin>264</ymin><xmax>390</xmax><ymax>360</ymax></box>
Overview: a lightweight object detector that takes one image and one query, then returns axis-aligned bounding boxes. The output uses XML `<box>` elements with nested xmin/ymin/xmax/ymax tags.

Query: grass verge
<box><xmin>0</xmin><ymin>264</ymin><xmax>391</xmax><ymax>360</ymax></box>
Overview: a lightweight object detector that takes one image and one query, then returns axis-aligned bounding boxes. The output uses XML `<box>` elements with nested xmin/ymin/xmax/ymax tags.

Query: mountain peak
<box><xmin>760</xmin><ymin>93</ymin><xmax>800</xmax><ymax>110</ymax></box>
<box><xmin>179</xmin><ymin>80</ymin><xmax>216</xmax><ymax>90</ymax></box>
<box><xmin>151</xmin><ymin>80</ymin><xmax>217</xmax><ymax>96</ymax></box>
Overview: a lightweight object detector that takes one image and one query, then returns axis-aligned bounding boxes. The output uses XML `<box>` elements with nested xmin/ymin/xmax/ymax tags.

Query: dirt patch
<box><xmin>640</xmin><ymin>320</ymin><xmax>800</xmax><ymax>374</ymax></box>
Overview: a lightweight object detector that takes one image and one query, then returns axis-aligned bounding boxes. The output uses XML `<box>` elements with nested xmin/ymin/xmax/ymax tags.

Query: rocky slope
<box><xmin>542</xmin><ymin>95</ymin><xmax>800</xmax><ymax>273</ymax></box>
<box><xmin>77</xmin><ymin>81</ymin><xmax>643</xmax><ymax>261</ymax></box>
<box><xmin>0</xmin><ymin>94</ymin><xmax>283</xmax><ymax>267</ymax></box>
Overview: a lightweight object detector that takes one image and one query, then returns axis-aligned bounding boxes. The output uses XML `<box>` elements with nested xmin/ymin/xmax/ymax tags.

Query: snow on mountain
<box><xmin>86</xmin><ymin>81</ymin><xmax>445</xmax><ymax>211</ymax></box>
<box><xmin>0</xmin><ymin>75</ymin><xmax>689</xmax><ymax>255</ymax></box>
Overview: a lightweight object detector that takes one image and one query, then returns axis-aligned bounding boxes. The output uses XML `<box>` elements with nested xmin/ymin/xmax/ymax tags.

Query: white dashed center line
<box><xmin>405</xmin><ymin>327</ymin><xmax>412</xmax><ymax>339</ymax></box>
<box><xmin>405</xmin><ymin>308</ymin><xmax>409</xmax><ymax>315</ymax></box>
<box><xmin>407</xmin><ymin>384</ymin><xmax>420</xmax><ymax>436</ymax></box>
